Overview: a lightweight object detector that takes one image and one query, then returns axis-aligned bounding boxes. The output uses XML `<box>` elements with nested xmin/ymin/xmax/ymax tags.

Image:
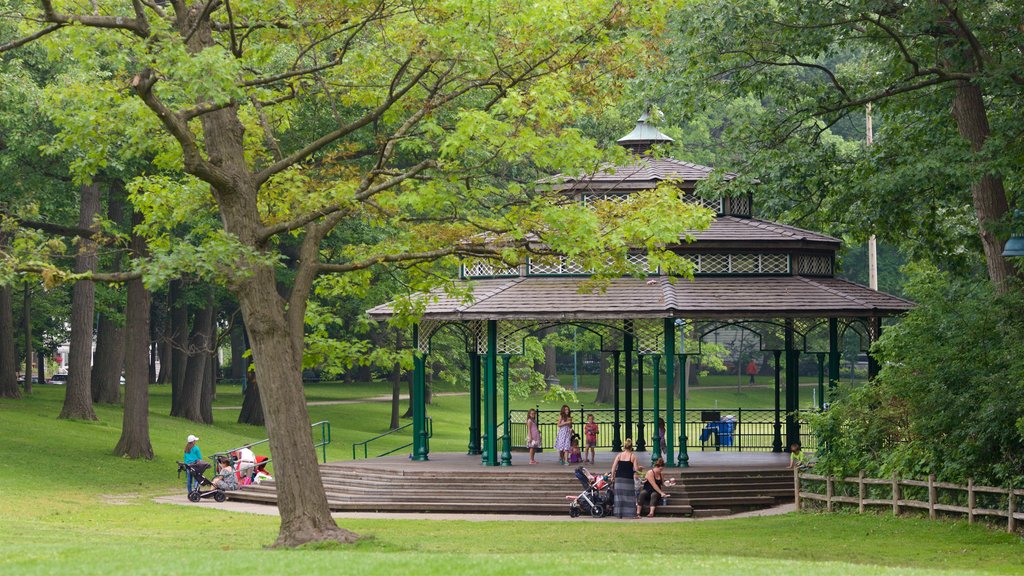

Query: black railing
<box><xmin>507</xmin><ymin>407</ymin><xmax>816</xmax><ymax>452</ymax></box>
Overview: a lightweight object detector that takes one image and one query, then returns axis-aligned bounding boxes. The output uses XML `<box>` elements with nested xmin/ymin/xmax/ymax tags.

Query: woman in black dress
<box><xmin>610</xmin><ymin>438</ymin><xmax>639</xmax><ymax>518</ymax></box>
<box><xmin>637</xmin><ymin>458</ymin><xmax>670</xmax><ymax>517</ymax></box>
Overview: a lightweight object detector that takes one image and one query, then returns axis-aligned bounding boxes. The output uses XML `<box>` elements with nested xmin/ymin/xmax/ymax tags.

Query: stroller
<box><xmin>177</xmin><ymin>461</ymin><xmax>226</xmax><ymax>503</ymax></box>
<box><xmin>568</xmin><ymin>466</ymin><xmax>613</xmax><ymax>518</ymax></box>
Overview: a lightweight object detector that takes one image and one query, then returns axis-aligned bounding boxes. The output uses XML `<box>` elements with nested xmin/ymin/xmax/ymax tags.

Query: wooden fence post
<box><xmin>928</xmin><ymin>474</ymin><xmax>937</xmax><ymax>520</ymax></box>
<box><xmin>858</xmin><ymin>470</ymin><xmax>865</xmax><ymax>513</ymax></box>
<box><xmin>968</xmin><ymin>478</ymin><xmax>975</xmax><ymax>524</ymax></box>
<box><xmin>892</xmin><ymin>472</ymin><xmax>901</xmax><ymax>516</ymax></box>
<box><xmin>1009</xmin><ymin>488</ymin><xmax>1017</xmax><ymax>534</ymax></box>
<box><xmin>826</xmin><ymin>475</ymin><xmax>834</xmax><ymax>512</ymax></box>
<box><xmin>793</xmin><ymin>468</ymin><xmax>801</xmax><ymax>510</ymax></box>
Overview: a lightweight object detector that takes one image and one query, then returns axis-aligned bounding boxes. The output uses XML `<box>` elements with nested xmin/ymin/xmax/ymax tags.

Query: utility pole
<box><xmin>867</xmin><ymin>103</ymin><xmax>878</xmax><ymax>290</ymax></box>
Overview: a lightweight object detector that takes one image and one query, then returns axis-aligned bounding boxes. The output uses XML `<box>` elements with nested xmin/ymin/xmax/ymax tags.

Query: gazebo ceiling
<box><xmin>367</xmin><ymin>275</ymin><xmax>914</xmax><ymax>321</ymax></box>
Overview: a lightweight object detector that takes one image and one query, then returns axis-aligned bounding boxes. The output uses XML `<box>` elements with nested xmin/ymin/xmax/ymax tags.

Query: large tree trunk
<box><xmin>91</xmin><ymin>310</ymin><xmax>125</xmax><ymax>404</ymax></box>
<box><xmin>230</xmin><ymin>314</ymin><xmax>246</xmax><ymax>380</ymax></box>
<box><xmin>238</xmin><ymin>366</ymin><xmax>265</xmax><ymax>426</ymax></box>
<box><xmin>36</xmin><ymin>350</ymin><xmax>44</xmax><ymax>388</ymax></box>
<box><xmin>0</xmin><ymin>284</ymin><xmax>20</xmax><ymax>399</ymax></box>
<box><xmin>22</xmin><ymin>282</ymin><xmax>32</xmax><ymax>395</ymax></box>
<box><xmin>91</xmin><ymin>185</ymin><xmax>126</xmax><ymax>404</ymax></box>
<box><xmin>389</xmin><ymin>330</ymin><xmax>403</xmax><ymax>430</ymax></box>
<box><xmin>543</xmin><ymin>343</ymin><xmax>558</xmax><ymax>387</ymax></box>
<box><xmin>115</xmin><ymin>214</ymin><xmax>153</xmax><ymax>459</ymax></box>
<box><xmin>177</xmin><ymin>299</ymin><xmax>213</xmax><ymax>423</ymax></box>
<box><xmin>169</xmin><ymin>280</ymin><xmax>189</xmax><ymax>415</ymax></box>
<box><xmin>238</xmin><ymin>265</ymin><xmax>354</xmax><ymax>546</ymax></box>
<box><xmin>156</xmin><ymin>332</ymin><xmax>171</xmax><ymax>384</ymax></box>
<box><xmin>950</xmin><ymin>80</ymin><xmax>1016</xmax><ymax>293</ymax></box>
<box><xmin>595</xmin><ymin>351</ymin><xmax>613</xmax><ymax>403</ymax></box>
<box><xmin>60</xmin><ymin>182</ymin><xmax>100</xmax><ymax>420</ymax></box>
<box><xmin>199</xmin><ymin>300</ymin><xmax>216</xmax><ymax>424</ymax></box>
<box><xmin>171</xmin><ymin>10</ymin><xmax>354</xmax><ymax>547</ymax></box>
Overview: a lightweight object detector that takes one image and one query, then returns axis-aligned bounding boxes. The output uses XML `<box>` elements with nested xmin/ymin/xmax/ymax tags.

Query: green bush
<box><xmin>811</xmin><ymin>266</ymin><xmax>1024</xmax><ymax>486</ymax></box>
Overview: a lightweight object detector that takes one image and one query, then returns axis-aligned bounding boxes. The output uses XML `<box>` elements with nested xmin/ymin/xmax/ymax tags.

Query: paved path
<box><xmin>153</xmin><ymin>493</ymin><xmax>795</xmax><ymax>522</ymax></box>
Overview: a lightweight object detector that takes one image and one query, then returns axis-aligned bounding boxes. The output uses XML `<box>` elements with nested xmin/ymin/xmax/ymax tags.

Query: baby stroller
<box><xmin>568</xmin><ymin>466</ymin><xmax>613</xmax><ymax>518</ymax></box>
<box><xmin>177</xmin><ymin>461</ymin><xmax>226</xmax><ymax>503</ymax></box>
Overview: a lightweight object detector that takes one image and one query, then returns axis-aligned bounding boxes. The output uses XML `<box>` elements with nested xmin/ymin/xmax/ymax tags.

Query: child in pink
<box><xmin>584</xmin><ymin>414</ymin><xmax>598</xmax><ymax>464</ymax></box>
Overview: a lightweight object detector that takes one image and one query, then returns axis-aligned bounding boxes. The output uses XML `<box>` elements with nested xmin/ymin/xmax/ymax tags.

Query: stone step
<box><xmin>228</xmin><ymin>491</ymin><xmax>695</xmax><ymax>515</ymax></box>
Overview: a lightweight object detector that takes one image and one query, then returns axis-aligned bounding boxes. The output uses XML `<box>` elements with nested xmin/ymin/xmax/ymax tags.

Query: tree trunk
<box><xmin>238</xmin><ymin>366</ymin><xmax>265</xmax><ymax>426</ymax></box>
<box><xmin>949</xmin><ymin>80</ymin><xmax>1016</xmax><ymax>293</ymax></box>
<box><xmin>543</xmin><ymin>342</ymin><xmax>558</xmax><ymax>387</ymax></box>
<box><xmin>149</xmin><ymin>341</ymin><xmax>157</xmax><ymax>384</ymax></box>
<box><xmin>175</xmin><ymin>11</ymin><xmax>355</xmax><ymax>547</ymax></box>
<box><xmin>238</xmin><ymin>265</ymin><xmax>354</xmax><ymax>546</ymax></box>
<box><xmin>389</xmin><ymin>330</ymin><xmax>402</xmax><ymax>430</ymax></box>
<box><xmin>91</xmin><ymin>310</ymin><xmax>125</xmax><ymax>404</ymax></box>
<box><xmin>115</xmin><ymin>214</ymin><xmax>154</xmax><ymax>459</ymax></box>
<box><xmin>156</xmin><ymin>332</ymin><xmax>171</xmax><ymax>384</ymax></box>
<box><xmin>22</xmin><ymin>282</ymin><xmax>32</xmax><ymax>395</ymax></box>
<box><xmin>169</xmin><ymin>280</ymin><xmax>189</xmax><ymax>415</ymax></box>
<box><xmin>230</xmin><ymin>315</ymin><xmax>246</xmax><ymax>380</ymax></box>
<box><xmin>36</xmin><ymin>350</ymin><xmax>44</xmax><ymax>387</ymax></box>
<box><xmin>200</xmin><ymin>300</ymin><xmax>216</xmax><ymax>424</ymax></box>
<box><xmin>60</xmin><ymin>182</ymin><xmax>100</xmax><ymax>420</ymax></box>
<box><xmin>91</xmin><ymin>185</ymin><xmax>126</xmax><ymax>404</ymax></box>
<box><xmin>178</xmin><ymin>298</ymin><xmax>213</xmax><ymax>423</ymax></box>
<box><xmin>595</xmin><ymin>351</ymin><xmax>612</xmax><ymax>403</ymax></box>
<box><xmin>0</xmin><ymin>284</ymin><xmax>20</xmax><ymax>399</ymax></box>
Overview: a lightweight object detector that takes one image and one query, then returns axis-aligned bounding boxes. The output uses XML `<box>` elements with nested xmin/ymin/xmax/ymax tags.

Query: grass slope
<box><xmin>0</xmin><ymin>386</ymin><xmax>1021</xmax><ymax>575</ymax></box>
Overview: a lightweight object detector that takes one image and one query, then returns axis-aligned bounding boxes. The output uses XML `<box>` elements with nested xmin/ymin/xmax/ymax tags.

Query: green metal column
<box><xmin>663</xmin><ymin>318</ymin><xmax>675</xmax><ymax>467</ymax></box>
<box><xmin>612</xmin><ymin>351</ymin><xmax>622</xmax><ymax>452</ymax></box>
<box><xmin>483</xmin><ymin>320</ymin><xmax>498</xmax><ymax>466</ymax></box>
<box><xmin>868</xmin><ymin>317</ymin><xmax>882</xmax><ymax>380</ymax></box>
<box><xmin>828</xmin><ymin>318</ymin><xmax>840</xmax><ymax>397</ymax></box>
<box><xmin>784</xmin><ymin>320</ymin><xmax>800</xmax><ymax>450</ymax></box>
<box><xmin>651</xmin><ymin>355</ymin><xmax>661</xmax><ymax>462</ymax></box>
<box><xmin>772</xmin><ymin>349</ymin><xmax>782</xmax><ymax>453</ymax></box>
<box><xmin>411</xmin><ymin>325</ymin><xmax>429</xmax><ymax>461</ymax></box>
<box><xmin>624</xmin><ymin>328</ymin><xmax>634</xmax><ymax>447</ymax></box>
<box><xmin>468</xmin><ymin>352</ymin><xmax>481</xmax><ymax>455</ymax></box>
<box><xmin>500</xmin><ymin>355</ymin><xmax>512</xmax><ymax>466</ymax></box>
<box><xmin>677</xmin><ymin>352</ymin><xmax>690</xmax><ymax>467</ymax></box>
<box><xmin>637</xmin><ymin>354</ymin><xmax>646</xmax><ymax>451</ymax></box>
<box><xmin>816</xmin><ymin>353</ymin><xmax>825</xmax><ymax>410</ymax></box>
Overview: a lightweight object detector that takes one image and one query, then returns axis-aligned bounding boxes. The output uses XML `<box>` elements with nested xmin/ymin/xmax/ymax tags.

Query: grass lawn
<box><xmin>2</xmin><ymin>385</ymin><xmax>1021</xmax><ymax>575</ymax></box>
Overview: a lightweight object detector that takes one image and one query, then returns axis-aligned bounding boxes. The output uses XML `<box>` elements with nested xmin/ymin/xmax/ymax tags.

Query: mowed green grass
<box><xmin>1</xmin><ymin>385</ymin><xmax>1021</xmax><ymax>575</ymax></box>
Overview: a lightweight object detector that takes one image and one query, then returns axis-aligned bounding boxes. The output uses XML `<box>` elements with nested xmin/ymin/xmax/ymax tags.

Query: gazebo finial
<box><xmin>617</xmin><ymin>109</ymin><xmax>673</xmax><ymax>155</ymax></box>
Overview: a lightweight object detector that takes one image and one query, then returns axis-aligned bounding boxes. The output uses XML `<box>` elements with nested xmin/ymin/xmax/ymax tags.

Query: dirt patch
<box><xmin>100</xmin><ymin>493</ymin><xmax>140</xmax><ymax>505</ymax></box>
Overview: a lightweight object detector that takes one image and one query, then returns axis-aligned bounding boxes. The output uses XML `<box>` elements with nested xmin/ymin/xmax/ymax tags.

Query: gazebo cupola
<box><xmin>616</xmin><ymin>111</ymin><xmax>674</xmax><ymax>155</ymax></box>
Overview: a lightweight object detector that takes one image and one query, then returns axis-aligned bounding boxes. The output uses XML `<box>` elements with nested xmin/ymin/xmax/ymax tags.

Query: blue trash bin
<box><xmin>718</xmin><ymin>417</ymin><xmax>735</xmax><ymax>447</ymax></box>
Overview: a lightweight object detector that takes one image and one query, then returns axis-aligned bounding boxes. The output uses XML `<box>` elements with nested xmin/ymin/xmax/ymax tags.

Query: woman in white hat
<box><xmin>183</xmin><ymin>434</ymin><xmax>210</xmax><ymax>475</ymax></box>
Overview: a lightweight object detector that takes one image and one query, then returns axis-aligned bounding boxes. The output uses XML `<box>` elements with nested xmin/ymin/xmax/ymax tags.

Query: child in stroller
<box><xmin>568</xmin><ymin>466</ymin><xmax>614</xmax><ymax>518</ymax></box>
<box><xmin>177</xmin><ymin>460</ymin><xmax>227</xmax><ymax>503</ymax></box>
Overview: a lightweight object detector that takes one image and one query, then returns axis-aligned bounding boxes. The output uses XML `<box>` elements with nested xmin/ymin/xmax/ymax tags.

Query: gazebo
<box><xmin>368</xmin><ymin>114</ymin><xmax>914</xmax><ymax>468</ymax></box>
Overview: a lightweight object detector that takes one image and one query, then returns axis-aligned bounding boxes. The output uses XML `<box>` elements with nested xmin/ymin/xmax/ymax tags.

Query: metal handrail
<box><xmin>213</xmin><ymin>420</ymin><xmax>332</xmax><ymax>468</ymax></box>
<box><xmin>352</xmin><ymin>417</ymin><xmax>433</xmax><ymax>459</ymax></box>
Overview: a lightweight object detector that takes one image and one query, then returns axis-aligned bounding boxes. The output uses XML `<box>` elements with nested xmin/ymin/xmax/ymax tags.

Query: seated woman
<box><xmin>637</xmin><ymin>458</ymin><xmax>672</xmax><ymax>518</ymax></box>
<box><xmin>210</xmin><ymin>456</ymin><xmax>239</xmax><ymax>491</ymax></box>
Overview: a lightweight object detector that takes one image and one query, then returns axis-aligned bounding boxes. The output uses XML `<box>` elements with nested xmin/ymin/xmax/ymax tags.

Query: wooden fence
<box><xmin>795</xmin><ymin>470</ymin><xmax>1023</xmax><ymax>533</ymax></box>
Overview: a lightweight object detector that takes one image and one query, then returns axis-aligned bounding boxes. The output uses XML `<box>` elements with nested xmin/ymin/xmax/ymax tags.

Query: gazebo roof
<box><xmin>687</xmin><ymin>216</ymin><xmax>839</xmax><ymax>247</ymax></box>
<box><xmin>546</xmin><ymin>157</ymin><xmax>737</xmax><ymax>192</ymax></box>
<box><xmin>367</xmin><ymin>275</ymin><xmax>914</xmax><ymax>321</ymax></box>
